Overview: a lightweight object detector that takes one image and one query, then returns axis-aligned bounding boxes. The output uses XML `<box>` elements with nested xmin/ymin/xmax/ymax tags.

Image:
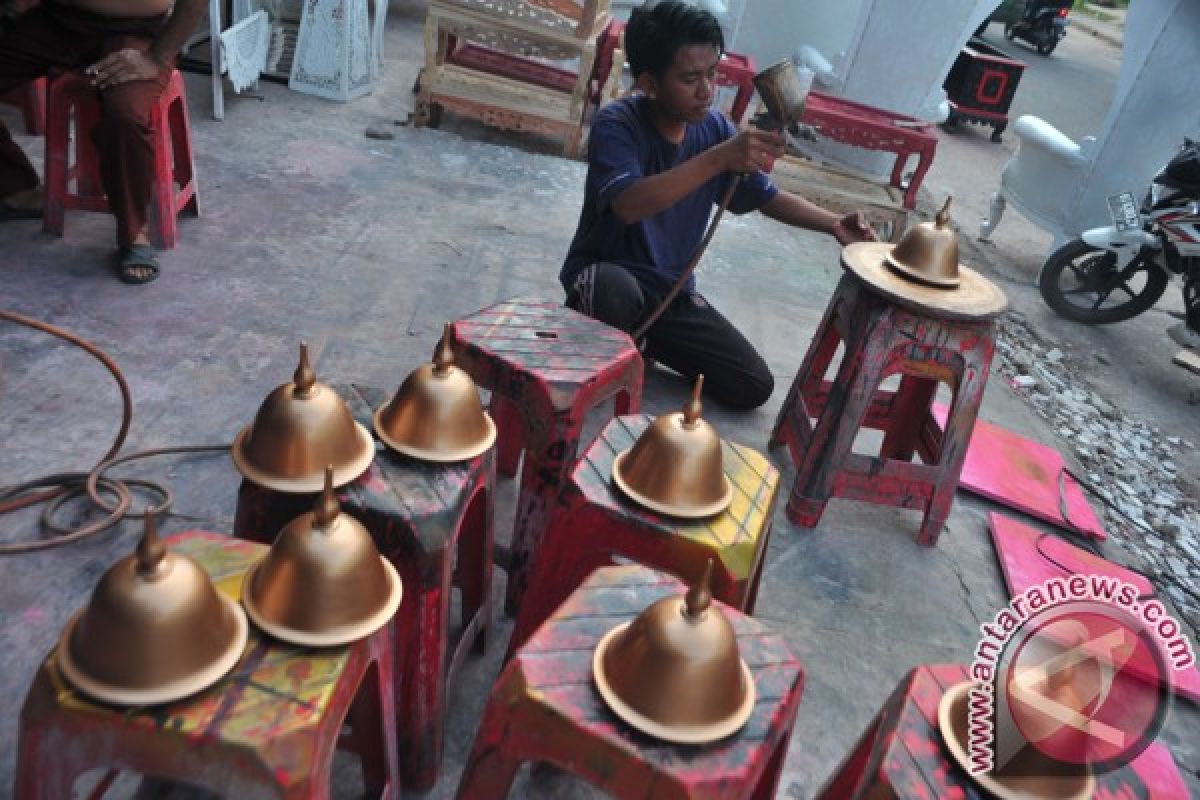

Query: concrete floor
<box><xmin>0</xmin><ymin>2</ymin><xmax>1197</xmax><ymax>796</ymax></box>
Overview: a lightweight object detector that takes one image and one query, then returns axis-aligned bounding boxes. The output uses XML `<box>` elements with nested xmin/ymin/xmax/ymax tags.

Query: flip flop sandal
<box><xmin>0</xmin><ymin>199</ymin><xmax>43</xmax><ymax>222</ymax></box>
<box><xmin>118</xmin><ymin>244</ymin><xmax>161</xmax><ymax>285</ymax></box>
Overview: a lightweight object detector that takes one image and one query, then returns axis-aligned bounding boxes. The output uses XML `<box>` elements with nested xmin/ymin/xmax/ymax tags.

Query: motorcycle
<box><xmin>1005</xmin><ymin>0</ymin><xmax>1071</xmax><ymax>56</ymax></box>
<box><xmin>1039</xmin><ymin>139</ymin><xmax>1200</xmax><ymax>333</ymax></box>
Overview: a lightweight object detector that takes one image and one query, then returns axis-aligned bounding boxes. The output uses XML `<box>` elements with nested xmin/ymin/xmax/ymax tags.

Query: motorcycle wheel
<box><xmin>1037</xmin><ymin>37</ymin><xmax>1057</xmax><ymax>55</ymax></box>
<box><xmin>1039</xmin><ymin>239</ymin><xmax>1169</xmax><ymax>324</ymax></box>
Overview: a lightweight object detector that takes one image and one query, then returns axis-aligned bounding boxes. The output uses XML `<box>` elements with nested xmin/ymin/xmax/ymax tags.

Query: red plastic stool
<box><xmin>770</xmin><ymin>272</ymin><xmax>998</xmax><ymax>545</ymax></box>
<box><xmin>458</xmin><ymin>564</ymin><xmax>806</xmax><ymax>799</ymax></box>
<box><xmin>816</xmin><ymin>664</ymin><xmax>1190</xmax><ymax>799</ymax></box>
<box><xmin>234</xmin><ymin>384</ymin><xmax>495</xmax><ymax>791</ymax></box>
<box><xmin>43</xmin><ymin>69</ymin><xmax>198</xmax><ymax>248</ymax></box>
<box><xmin>15</xmin><ymin>531</ymin><xmax>399</xmax><ymax>800</ymax></box>
<box><xmin>451</xmin><ymin>297</ymin><xmax>643</xmax><ymax>615</ymax></box>
<box><xmin>592</xmin><ymin>19</ymin><xmax>757</xmax><ymax>123</ymax></box>
<box><xmin>0</xmin><ymin>77</ymin><xmax>47</xmax><ymax>135</ymax></box>
<box><xmin>507</xmin><ymin>413</ymin><xmax>779</xmax><ymax>657</ymax></box>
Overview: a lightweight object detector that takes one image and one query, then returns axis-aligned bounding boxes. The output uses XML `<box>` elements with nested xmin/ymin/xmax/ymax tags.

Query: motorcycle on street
<box><xmin>1005</xmin><ymin>0</ymin><xmax>1071</xmax><ymax>55</ymax></box>
<box><xmin>1038</xmin><ymin>139</ymin><xmax>1200</xmax><ymax>347</ymax></box>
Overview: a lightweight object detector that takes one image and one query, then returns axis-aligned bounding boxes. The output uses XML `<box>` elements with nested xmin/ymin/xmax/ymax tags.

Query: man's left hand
<box><xmin>831</xmin><ymin>211</ymin><xmax>878</xmax><ymax>245</ymax></box>
<box><xmin>89</xmin><ymin>49</ymin><xmax>162</xmax><ymax>90</ymax></box>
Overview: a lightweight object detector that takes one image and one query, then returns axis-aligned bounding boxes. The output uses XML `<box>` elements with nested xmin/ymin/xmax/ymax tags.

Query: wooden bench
<box><xmin>769</xmin><ymin>155</ymin><xmax>909</xmax><ymax>243</ymax></box>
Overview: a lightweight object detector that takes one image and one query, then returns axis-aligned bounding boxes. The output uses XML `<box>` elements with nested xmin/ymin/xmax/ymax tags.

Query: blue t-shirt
<box><xmin>561</xmin><ymin>95</ymin><xmax>778</xmax><ymax>296</ymax></box>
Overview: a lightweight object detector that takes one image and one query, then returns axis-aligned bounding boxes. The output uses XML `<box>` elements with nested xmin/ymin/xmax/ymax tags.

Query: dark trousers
<box><xmin>566</xmin><ymin>262</ymin><xmax>775</xmax><ymax>410</ymax></box>
<box><xmin>0</xmin><ymin>1</ymin><xmax>170</xmax><ymax>247</ymax></box>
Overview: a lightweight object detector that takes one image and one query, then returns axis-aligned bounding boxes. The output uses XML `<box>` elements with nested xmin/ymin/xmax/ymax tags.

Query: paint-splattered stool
<box><xmin>43</xmin><ymin>69</ymin><xmax>199</xmax><ymax>249</ymax></box>
<box><xmin>508</xmin><ymin>413</ymin><xmax>779</xmax><ymax>657</ymax></box>
<box><xmin>457</xmin><ymin>564</ymin><xmax>805</xmax><ymax>799</ymax></box>
<box><xmin>15</xmin><ymin>531</ymin><xmax>398</xmax><ymax>799</ymax></box>
<box><xmin>815</xmin><ymin>663</ymin><xmax>1190</xmax><ymax>799</ymax></box>
<box><xmin>233</xmin><ymin>384</ymin><xmax>495</xmax><ymax>791</ymax></box>
<box><xmin>451</xmin><ymin>297</ymin><xmax>643</xmax><ymax>614</ymax></box>
<box><xmin>0</xmin><ymin>77</ymin><xmax>47</xmax><ymax>135</ymax></box>
<box><xmin>770</xmin><ymin>274</ymin><xmax>997</xmax><ymax>545</ymax></box>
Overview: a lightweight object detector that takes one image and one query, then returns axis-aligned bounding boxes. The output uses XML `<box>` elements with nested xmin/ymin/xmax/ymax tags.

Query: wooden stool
<box><xmin>43</xmin><ymin>69</ymin><xmax>199</xmax><ymax>249</ymax></box>
<box><xmin>233</xmin><ymin>383</ymin><xmax>495</xmax><ymax>791</ymax></box>
<box><xmin>458</xmin><ymin>565</ymin><xmax>806</xmax><ymax>799</ymax></box>
<box><xmin>816</xmin><ymin>664</ymin><xmax>1190</xmax><ymax>799</ymax></box>
<box><xmin>0</xmin><ymin>77</ymin><xmax>47</xmax><ymax>135</ymax></box>
<box><xmin>451</xmin><ymin>297</ymin><xmax>643</xmax><ymax>614</ymax></box>
<box><xmin>770</xmin><ymin>273</ymin><xmax>997</xmax><ymax>546</ymax></box>
<box><xmin>15</xmin><ymin>531</ymin><xmax>399</xmax><ymax>800</ymax></box>
<box><xmin>508</xmin><ymin>413</ymin><xmax>779</xmax><ymax>657</ymax></box>
<box><xmin>592</xmin><ymin>19</ymin><xmax>757</xmax><ymax>123</ymax></box>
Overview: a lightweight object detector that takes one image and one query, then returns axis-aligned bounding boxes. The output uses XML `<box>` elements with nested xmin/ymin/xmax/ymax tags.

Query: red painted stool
<box><xmin>770</xmin><ymin>272</ymin><xmax>998</xmax><ymax>546</ymax></box>
<box><xmin>15</xmin><ymin>531</ymin><xmax>399</xmax><ymax>799</ymax></box>
<box><xmin>593</xmin><ymin>19</ymin><xmax>757</xmax><ymax>123</ymax></box>
<box><xmin>0</xmin><ymin>77</ymin><xmax>47</xmax><ymax>135</ymax></box>
<box><xmin>43</xmin><ymin>69</ymin><xmax>198</xmax><ymax>249</ymax></box>
<box><xmin>451</xmin><ymin>297</ymin><xmax>643</xmax><ymax>615</ymax></box>
<box><xmin>458</xmin><ymin>565</ymin><xmax>806</xmax><ymax>799</ymax></box>
<box><xmin>233</xmin><ymin>383</ymin><xmax>495</xmax><ymax>791</ymax></box>
<box><xmin>816</xmin><ymin>664</ymin><xmax>1190</xmax><ymax>799</ymax></box>
<box><xmin>508</xmin><ymin>413</ymin><xmax>779</xmax><ymax>657</ymax></box>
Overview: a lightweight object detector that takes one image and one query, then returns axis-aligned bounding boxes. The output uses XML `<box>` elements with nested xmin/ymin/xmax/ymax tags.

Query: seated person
<box><xmin>560</xmin><ymin>0</ymin><xmax>876</xmax><ymax>410</ymax></box>
<box><xmin>0</xmin><ymin>0</ymin><xmax>204</xmax><ymax>283</ymax></box>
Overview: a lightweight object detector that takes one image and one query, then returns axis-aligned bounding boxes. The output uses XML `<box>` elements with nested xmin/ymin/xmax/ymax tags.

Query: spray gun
<box><xmin>751</xmin><ymin>59</ymin><xmax>820</xmax><ymax>153</ymax></box>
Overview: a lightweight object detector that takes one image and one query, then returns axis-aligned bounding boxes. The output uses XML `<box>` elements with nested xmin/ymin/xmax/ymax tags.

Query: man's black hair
<box><xmin>625</xmin><ymin>1</ymin><xmax>725</xmax><ymax>80</ymax></box>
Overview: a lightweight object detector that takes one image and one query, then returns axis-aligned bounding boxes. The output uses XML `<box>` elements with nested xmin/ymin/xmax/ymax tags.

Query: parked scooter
<box><xmin>1039</xmin><ymin>139</ymin><xmax>1200</xmax><ymax>345</ymax></box>
<box><xmin>1005</xmin><ymin>0</ymin><xmax>1071</xmax><ymax>55</ymax></box>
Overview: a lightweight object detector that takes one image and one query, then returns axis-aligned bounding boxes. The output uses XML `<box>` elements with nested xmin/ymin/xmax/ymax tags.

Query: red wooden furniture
<box><xmin>715</xmin><ymin>51</ymin><xmax>759</xmax><ymax>125</ymax></box>
<box><xmin>43</xmin><ymin>69</ymin><xmax>198</xmax><ymax>249</ymax></box>
<box><xmin>0</xmin><ymin>77</ymin><xmax>47</xmax><ymax>135</ymax></box>
<box><xmin>447</xmin><ymin>39</ymin><xmax>582</xmax><ymax>94</ymax></box>
<box><xmin>942</xmin><ymin>37</ymin><xmax>1027</xmax><ymax>143</ymax></box>
<box><xmin>800</xmin><ymin>90</ymin><xmax>937</xmax><ymax>210</ymax></box>
<box><xmin>15</xmin><ymin>531</ymin><xmax>399</xmax><ymax>799</ymax></box>
<box><xmin>770</xmin><ymin>274</ymin><xmax>997</xmax><ymax>545</ymax></box>
<box><xmin>508</xmin><ymin>413</ymin><xmax>779</xmax><ymax>657</ymax></box>
<box><xmin>233</xmin><ymin>384</ymin><xmax>494</xmax><ymax>791</ymax></box>
<box><xmin>450</xmin><ymin>297</ymin><xmax>643</xmax><ymax>614</ymax></box>
<box><xmin>457</xmin><ymin>564</ymin><xmax>806</xmax><ymax>799</ymax></box>
<box><xmin>816</xmin><ymin>663</ymin><xmax>1191</xmax><ymax>799</ymax></box>
<box><xmin>415</xmin><ymin>0</ymin><xmax>608</xmax><ymax>158</ymax></box>
<box><xmin>593</xmin><ymin>19</ymin><xmax>757</xmax><ymax>123</ymax></box>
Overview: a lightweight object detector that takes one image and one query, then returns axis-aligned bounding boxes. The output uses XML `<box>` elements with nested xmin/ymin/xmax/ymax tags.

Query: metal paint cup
<box><xmin>753</xmin><ymin>59</ymin><xmax>813</xmax><ymax>128</ymax></box>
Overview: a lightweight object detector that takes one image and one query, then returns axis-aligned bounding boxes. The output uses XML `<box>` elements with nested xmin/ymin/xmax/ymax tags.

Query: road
<box><xmin>920</xmin><ymin>20</ymin><xmax>1200</xmax><ymax>494</ymax></box>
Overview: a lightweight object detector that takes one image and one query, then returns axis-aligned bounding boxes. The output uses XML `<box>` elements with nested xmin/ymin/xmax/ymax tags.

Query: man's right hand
<box><xmin>714</xmin><ymin>129</ymin><xmax>786</xmax><ymax>175</ymax></box>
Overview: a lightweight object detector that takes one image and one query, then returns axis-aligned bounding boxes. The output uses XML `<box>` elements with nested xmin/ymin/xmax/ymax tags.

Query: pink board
<box><xmin>989</xmin><ymin>513</ymin><xmax>1200</xmax><ymax>704</ymax></box>
<box><xmin>1130</xmin><ymin>737</ymin><xmax>1196</xmax><ymax>799</ymax></box>
<box><xmin>933</xmin><ymin>403</ymin><xmax>1107</xmax><ymax>540</ymax></box>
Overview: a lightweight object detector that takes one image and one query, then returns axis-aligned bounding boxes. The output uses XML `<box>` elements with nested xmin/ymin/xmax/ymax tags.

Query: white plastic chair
<box><xmin>978</xmin><ymin>115</ymin><xmax>1090</xmax><ymax>248</ymax></box>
